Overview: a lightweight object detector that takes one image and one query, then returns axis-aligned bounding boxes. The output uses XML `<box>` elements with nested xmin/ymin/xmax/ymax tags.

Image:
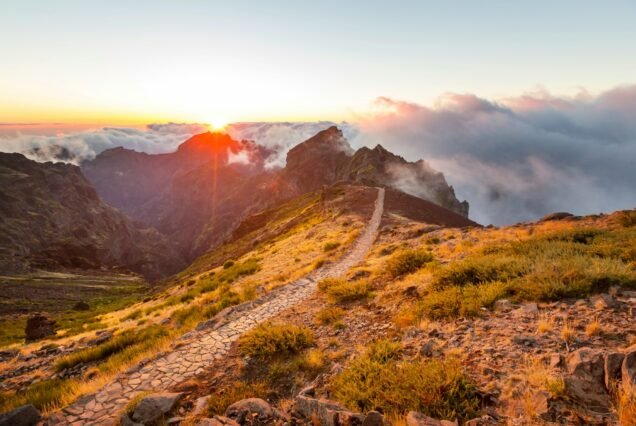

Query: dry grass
<box><xmin>618</xmin><ymin>386</ymin><xmax>636</xmax><ymax>426</ymax></box>
<box><xmin>385</xmin><ymin>249</ymin><xmax>433</xmax><ymax>278</ymax></box>
<box><xmin>237</xmin><ymin>322</ymin><xmax>314</xmax><ymax>358</ymax></box>
<box><xmin>318</xmin><ymin>278</ymin><xmax>373</xmax><ymax>303</ymax></box>
<box><xmin>316</xmin><ymin>306</ymin><xmax>345</xmax><ymax>325</ymax></box>
<box><xmin>537</xmin><ymin>313</ymin><xmax>554</xmax><ymax>334</ymax></box>
<box><xmin>560</xmin><ymin>320</ymin><xmax>576</xmax><ymax>344</ymax></box>
<box><xmin>585</xmin><ymin>317</ymin><xmax>603</xmax><ymax>336</ymax></box>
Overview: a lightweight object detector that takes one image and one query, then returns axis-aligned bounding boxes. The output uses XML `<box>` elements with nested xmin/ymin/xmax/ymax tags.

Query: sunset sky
<box><xmin>2</xmin><ymin>0</ymin><xmax>635</xmax><ymax>125</ymax></box>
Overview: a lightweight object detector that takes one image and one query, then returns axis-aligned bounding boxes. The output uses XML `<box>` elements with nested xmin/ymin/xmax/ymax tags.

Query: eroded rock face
<box><xmin>623</xmin><ymin>350</ymin><xmax>636</xmax><ymax>390</ymax></box>
<box><xmin>24</xmin><ymin>314</ymin><xmax>56</xmax><ymax>341</ymax></box>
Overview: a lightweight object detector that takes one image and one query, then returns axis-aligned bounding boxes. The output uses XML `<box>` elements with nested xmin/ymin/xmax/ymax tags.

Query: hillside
<box><xmin>0</xmin><ymin>153</ymin><xmax>185</xmax><ymax>281</ymax></box>
<box><xmin>1</xmin><ymin>174</ymin><xmax>633</xmax><ymax>424</ymax></box>
<box><xmin>82</xmin><ymin>127</ymin><xmax>469</xmax><ymax>261</ymax></box>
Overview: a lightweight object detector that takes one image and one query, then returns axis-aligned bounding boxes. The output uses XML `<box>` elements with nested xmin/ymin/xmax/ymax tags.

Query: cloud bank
<box><xmin>351</xmin><ymin>86</ymin><xmax>636</xmax><ymax>224</ymax></box>
<box><xmin>1</xmin><ymin>86</ymin><xmax>635</xmax><ymax>224</ymax></box>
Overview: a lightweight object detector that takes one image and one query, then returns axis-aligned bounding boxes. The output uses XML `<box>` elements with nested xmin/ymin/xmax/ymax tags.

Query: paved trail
<box><xmin>59</xmin><ymin>188</ymin><xmax>385</xmax><ymax>425</ymax></box>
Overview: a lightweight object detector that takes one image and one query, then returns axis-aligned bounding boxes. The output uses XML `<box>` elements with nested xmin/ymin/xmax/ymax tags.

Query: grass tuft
<box><xmin>237</xmin><ymin>322</ymin><xmax>314</xmax><ymax>358</ymax></box>
<box><xmin>318</xmin><ymin>278</ymin><xmax>373</xmax><ymax>303</ymax></box>
<box><xmin>386</xmin><ymin>249</ymin><xmax>433</xmax><ymax>278</ymax></box>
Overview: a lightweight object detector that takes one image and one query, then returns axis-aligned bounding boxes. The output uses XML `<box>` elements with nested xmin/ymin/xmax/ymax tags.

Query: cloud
<box><xmin>226</xmin><ymin>121</ymin><xmax>357</xmax><ymax>168</ymax></box>
<box><xmin>0</xmin><ymin>122</ymin><xmax>209</xmax><ymax>164</ymax></box>
<box><xmin>350</xmin><ymin>86</ymin><xmax>636</xmax><ymax>224</ymax></box>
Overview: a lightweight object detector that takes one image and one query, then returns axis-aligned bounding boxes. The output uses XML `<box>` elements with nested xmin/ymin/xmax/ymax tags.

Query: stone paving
<box><xmin>56</xmin><ymin>188</ymin><xmax>385</xmax><ymax>425</ymax></box>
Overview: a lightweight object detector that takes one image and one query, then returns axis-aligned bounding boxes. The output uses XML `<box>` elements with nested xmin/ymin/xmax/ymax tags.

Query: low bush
<box><xmin>385</xmin><ymin>249</ymin><xmax>433</xmax><ymax>278</ymax></box>
<box><xmin>238</xmin><ymin>322</ymin><xmax>314</xmax><ymax>358</ymax></box>
<box><xmin>318</xmin><ymin>278</ymin><xmax>373</xmax><ymax>303</ymax></box>
<box><xmin>419</xmin><ymin>281</ymin><xmax>509</xmax><ymax>319</ymax></box>
<box><xmin>331</xmin><ymin>340</ymin><xmax>480</xmax><ymax>421</ymax></box>
<box><xmin>316</xmin><ymin>306</ymin><xmax>345</xmax><ymax>325</ymax></box>
<box><xmin>432</xmin><ymin>255</ymin><xmax>529</xmax><ymax>290</ymax></box>
<box><xmin>616</xmin><ymin>210</ymin><xmax>636</xmax><ymax>228</ymax></box>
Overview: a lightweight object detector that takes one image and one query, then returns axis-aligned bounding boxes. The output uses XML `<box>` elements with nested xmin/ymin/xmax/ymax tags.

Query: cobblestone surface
<box><xmin>54</xmin><ymin>188</ymin><xmax>385</xmax><ymax>425</ymax></box>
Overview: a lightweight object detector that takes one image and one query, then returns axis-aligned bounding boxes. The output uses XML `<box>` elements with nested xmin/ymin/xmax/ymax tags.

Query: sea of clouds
<box><xmin>1</xmin><ymin>86</ymin><xmax>635</xmax><ymax>225</ymax></box>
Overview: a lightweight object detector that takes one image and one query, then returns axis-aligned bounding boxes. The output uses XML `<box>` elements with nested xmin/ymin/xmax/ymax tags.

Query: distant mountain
<box><xmin>284</xmin><ymin>126</ymin><xmax>469</xmax><ymax>216</ymax></box>
<box><xmin>81</xmin><ymin>126</ymin><xmax>471</xmax><ymax>261</ymax></box>
<box><xmin>0</xmin><ymin>153</ymin><xmax>185</xmax><ymax>281</ymax></box>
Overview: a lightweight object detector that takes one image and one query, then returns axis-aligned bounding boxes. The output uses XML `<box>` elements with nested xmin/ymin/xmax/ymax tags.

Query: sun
<box><xmin>207</xmin><ymin>117</ymin><xmax>228</xmax><ymax>131</ymax></box>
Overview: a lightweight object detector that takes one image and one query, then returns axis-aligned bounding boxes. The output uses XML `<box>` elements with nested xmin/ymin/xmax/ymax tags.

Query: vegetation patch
<box><xmin>331</xmin><ymin>340</ymin><xmax>480</xmax><ymax>421</ymax></box>
<box><xmin>323</xmin><ymin>241</ymin><xmax>341</xmax><ymax>252</ymax></box>
<box><xmin>318</xmin><ymin>278</ymin><xmax>373</xmax><ymax>303</ymax></box>
<box><xmin>206</xmin><ymin>381</ymin><xmax>270</xmax><ymax>415</ymax></box>
<box><xmin>316</xmin><ymin>306</ymin><xmax>345</xmax><ymax>325</ymax></box>
<box><xmin>238</xmin><ymin>322</ymin><xmax>314</xmax><ymax>358</ymax></box>
<box><xmin>385</xmin><ymin>249</ymin><xmax>433</xmax><ymax>278</ymax></box>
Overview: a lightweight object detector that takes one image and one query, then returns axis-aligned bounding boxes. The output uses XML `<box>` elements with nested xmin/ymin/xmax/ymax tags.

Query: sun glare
<box><xmin>207</xmin><ymin>117</ymin><xmax>228</xmax><ymax>131</ymax></box>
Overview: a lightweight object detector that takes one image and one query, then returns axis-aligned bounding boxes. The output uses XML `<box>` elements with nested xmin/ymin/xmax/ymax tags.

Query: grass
<box><xmin>316</xmin><ymin>306</ymin><xmax>345</xmax><ymax>325</ymax></box>
<box><xmin>206</xmin><ymin>381</ymin><xmax>270</xmax><ymax>415</ymax></box>
<box><xmin>55</xmin><ymin>325</ymin><xmax>168</xmax><ymax>372</ymax></box>
<box><xmin>560</xmin><ymin>321</ymin><xmax>576</xmax><ymax>345</ymax></box>
<box><xmin>385</xmin><ymin>249</ymin><xmax>433</xmax><ymax>278</ymax></box>
<box><xmin>331</xmin><ymin>340</ymin><xmax>480</xmax><ymax>421</ymax></box>
<box><xmin>585</xmin><ymin>317</ymin><xmax>603</xmax><ymax>336</ymax></box>
<box><xmin>618</xmin><ymin>386</ymin><xmax>636</xmax><ymax>426</ymax></box>
<box><xmin>616</xmin><ymin>210</ymin><xmax>636</xmax><ymax>228</ymax></box>
<box><xmin>537</xmin><ymin>313</ymin><xmax>554</xmax><ymax>334</ymax></box>
<box><xmin>237</xmin><ymin>322</ymin><xmax>314</xmax><ymax>358</ymax></box>
<box><xmin>410</xmin><ymin>226</ymin><xmax>636</xmax><ymax>320</ymax></box>
<box><xmin>318</xmin><ymin>278</ymin><xmax>373</xmax><ymax>303</ymax></box>
<box><xmin>0</xmin><ymin>378</ymin><xmax>77</xmax><ymax>413</ymax></box>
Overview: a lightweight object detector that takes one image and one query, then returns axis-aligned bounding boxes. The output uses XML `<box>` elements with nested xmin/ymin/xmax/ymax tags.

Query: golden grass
<box><xmin>560</xmin><ymin>320</ymin><xmax>576</xmax><ymax>344</ymax></box>
<box><xmin>237</xmin><ymin>322</ymin><xmax>314</xmax><ymax>358</ymax></box>
<box><xmin>318</xmin><ymin>278</ymin><xmax>373</xmax><ymax>303</ymax></box>
<box><xmin>537</xmin><ymin>313</ymin><xmax>554</xmax><ymax>334</ymax></box>
<box><xmin>585</xmin><ymin>317</ymin><xmax>603</xmax><ymax>336</ymax></box>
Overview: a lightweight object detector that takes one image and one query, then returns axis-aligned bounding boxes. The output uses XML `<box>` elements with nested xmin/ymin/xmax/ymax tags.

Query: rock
<box><xmin>120</xmin><ymin>414</ymin><xmax>144</xmax><ymax>426</ymax></box>
<box><xmin>540</xmin><ymin>212</ymin><xmax>574</xmax><ymax>222</ymax></box>
<box><xmin>132</xmin><ymin>392</ymin><xmax>183</xmax><ymax>424</ymax></box>
<box><xmin>548</xmin><ymin>353</ymin><xmax>561</xmax><ymax>368</ymax></box>
<box><xmin>420</xmin><ymin>339</ymin><xmax>441</xmax><ymax>357</ymax></box>
<box><xmin>225</xmin><ymin>398</ymin><xmax>284</xmax><ymax>426</ymax></box>
<box><xmin>591</xmin><ymin>294</ymin><xmax>616</xmax><ymax>309</ymax></box>
<box><xmin>362</xmin><ymin>411</ymin><xmax>384</xmax><ymax>425</ymax></box>
<box><xmin>294</xmin><ymin>394</ymin><xmax>362</xmax><ymax>426</ymax></box>
<box><xmin>623</xmin><ymin>349</ymin><xmax>636</xmax><ymax>390</ymax></box>
<box><xmin>493</xmin><ymin>299</ymin><xmax>514</xmax><ymax>312</ymax></box>
<box><xmin>174</xmin><ymin>378</ymin><xmax>199</xmax><ymax>392</ymax></box>
<box><xmin>0</xmin><ymin>404</ymin><xmax>41</xmax><ymax>426</ymax></box>
<box><xmin>512</xmin><ymin>334</ymin><xmax>537</xmax><ymax>346</ymax></box>
<box><xmin>513</xmin><ymin>303</ymin><xmax>538</xmax><ymax>317</ymax></box>
<box><xmin>72</xmin><ymin>301</ymin><xmax>90</xmax><ymax>311</ymax></box>
<box><xmin>564</xmin><ymin>348</ymin><xmax>609</xmax><ymax>409</ymax></box>
<box><xmin>405</xmin><ymin>412</ymin><xmax>457</xmax><ymax>426</ymax></box>
<box><xmin>192</xmin><ymin>395</ymin><xmax>211</xmax><ymax>417</ymax></box>
<box><xmin>196</xmin><ymin>417</ymin><xmax>239</xmax><ymax>426</ymax></box>
<box><xmin>87</xmin><ymin>330</ymin><xmax>113</xmax><ymax>346</ymax></box>
<box><xmin>464</xmin><ymin>416</ymin><xmax>498</xmax><ymax>426</ymax></box>
<box><xmin>24</xmin><ymin>314</ymin><xmax>56</xmax><ymax>341</ymax></box>
<box><xmin>604</xmin><ymin>352</ymin><xmax>624</xmax><ymax>389</ymax></box>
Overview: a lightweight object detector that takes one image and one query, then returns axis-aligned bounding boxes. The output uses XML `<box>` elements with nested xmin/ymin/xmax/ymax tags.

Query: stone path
<box><xmin>57</xmin><ymin>187</ymin><xmax>385</xmax><ymax>425</ymax></box>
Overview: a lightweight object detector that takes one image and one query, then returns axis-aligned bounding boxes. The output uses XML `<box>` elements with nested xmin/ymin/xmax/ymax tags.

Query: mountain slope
<box><xmin>0</xmin><ymin>153</ymin><xmax>185</xmax><ymax>281</ymax></box>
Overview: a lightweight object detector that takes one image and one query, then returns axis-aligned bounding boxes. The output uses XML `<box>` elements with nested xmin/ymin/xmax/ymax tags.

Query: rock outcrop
<box><xmin>0</xmin><ymin>152</ymin><xmax>185</xmax><ymax>281</ymax></box>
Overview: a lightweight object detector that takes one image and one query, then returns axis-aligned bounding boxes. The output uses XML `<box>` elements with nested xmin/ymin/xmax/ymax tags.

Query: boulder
<box><xmin>362</xmin><ymin>411</ymin><xmax>384</xmax><ymax>426</ymax></box>
<box><xmin>88</xmin><ymin>330</ymin><xmax>113</xmax><ymax>346</ymax></box>
<box><xmin>513</xmin><ymin>302</ymin><xmax>539</xmax><ymax>317</ymax></box>
<box><xmin>420</xmin><ymin>339</ymin><xmax>441</xmax><ymax>357</ymax></box>
<box><xmin>192</xmin><ymin>395</ymin><xmax>211</xmax><ymax>417</ymax></box>
<box><xmin>604</xmin><ymin>352</ymin><xmax>624</xmax><ymax>390</ymax></box>
<box><xmin>0</xmin><ymin>404</ymin><xmax>41</xmax><ymax>426</ymax></box>
<box><xmin>225</xmin><ymin>398</ymin><xmax>284</xmax><ymax>426</ymax></box>
<box><xmin>24</xmin><ymin>314</ymin><xmax>56</xmax><ymax>341</ymax></box>
<box><xmin>623</xmin><ymin>349</ymin><xmax>636</xmax><ymax>390</ymax></box>
<box><xmin>564</xmin><ymin>348</ymin><xmax>609</xmax><ymax>408</ymax></box>
<box><xmin>493</xmin><ymin>299</ymin><xmax>514</xmax><ymax>312</ymax></box>
<box><xmin>131</xmin><ymin>392</ymin><xmax>182</xmax><ymax>424</ymax></box>
<box><xmin>405</xmin><ymin>411</ymin><xmax>457</xmax><ymax>426</ymax></box>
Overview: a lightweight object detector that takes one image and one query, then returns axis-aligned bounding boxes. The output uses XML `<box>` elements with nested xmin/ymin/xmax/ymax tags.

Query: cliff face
<box><xmin>0</xmin><ymin>153</ymin><xmax>185</xmax><ymax>281</ymax></box>
<box><xmin>283</xmin><ymin>126</ymin><xmax>469</xmax><ymax>217</ymax></box>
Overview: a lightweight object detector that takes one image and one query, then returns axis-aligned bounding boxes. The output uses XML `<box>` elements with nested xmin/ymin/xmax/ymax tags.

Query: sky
<box><xmin>1</xmin><ymin>0</ymin><xmax>636</xmax><ymax>124</ymax></box>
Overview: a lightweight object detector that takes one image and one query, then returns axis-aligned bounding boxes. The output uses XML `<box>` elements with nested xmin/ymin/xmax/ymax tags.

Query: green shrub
<box><xmin>318</xmin><ymin>278</ymin><xmax>373</xmax><ymax>303</ymax></box>
<box><xmin>0</xmin><ymin>378</ymin><xmax>76</xmax><ymax>412</ymax></box>
<box><xmin>219</xmin><ymin>258</ymin><xmax>261</xmax><ymax>283</ymax></box>
<box><xmin>324</xmin><ymin>242</ymin><xmax>341</xmax><ymax>252</ymax></box>
<box><xmin>223</xmin><ymin>260</ymin><xmax>235</xmax><ymax>269</ymax></box>
<box><xmin>332</xmin><ymin>342</ymin><xmax>479</xmax><ymax>421</ymax></box>
<box><xmin>238</xmin><ymin>323</ymin><xmax>314</xmax><ymax>358</ymax></box>
<box><xmin>386</xmin><ymin>249</ymin><xmax>433</xmax><ymax>278</ymax></box>
<box><xmin>432</xmin><ymin>255</ymin><xmax>528</xmax><ymax>290</ymax></box>
<box><xmin>122</xmin><ymin>309</ymin><xmax>143</xmax><ymax>321</ymax></box>
<box><xmin>419</xmin><ymin>281</ymin><xmax>509</xmax><ymax>319</ymax></box>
